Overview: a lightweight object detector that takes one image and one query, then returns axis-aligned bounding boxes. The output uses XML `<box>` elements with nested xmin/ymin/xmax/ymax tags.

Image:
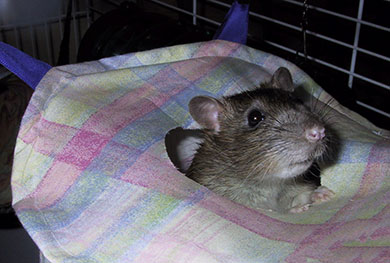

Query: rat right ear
<box><xmin>270</xmin><ymin>67</ymin><xmax>294</xmax><ymax>92</ymax></box>
<box><xmin>189</xmin><ymin>96</ymin><xmax>224</xmax><ymax>133</ymax></box>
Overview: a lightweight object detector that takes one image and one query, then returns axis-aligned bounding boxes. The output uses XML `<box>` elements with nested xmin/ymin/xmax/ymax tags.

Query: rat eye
<box><xmin>247</xmin><ymin>109</ymin><xmax>265</xmax><ymax>127</ymax></box>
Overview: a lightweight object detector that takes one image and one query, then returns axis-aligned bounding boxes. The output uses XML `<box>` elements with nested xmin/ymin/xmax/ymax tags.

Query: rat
<box><xmin>185</xmin><ymin>67</ymin><xmax>335</xmax><ymax>213</ymax></box>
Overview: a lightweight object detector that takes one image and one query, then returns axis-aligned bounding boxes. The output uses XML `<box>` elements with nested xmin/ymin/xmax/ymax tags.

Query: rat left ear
<box><xmin>188</xmin><ymin>96</ymin><xmax>224</xmax><ymax>133</ymax></box>
<box><xmin>270</xmin><ymin>67</ymin><xmax>294</xmax><ymax>92</ymax></box>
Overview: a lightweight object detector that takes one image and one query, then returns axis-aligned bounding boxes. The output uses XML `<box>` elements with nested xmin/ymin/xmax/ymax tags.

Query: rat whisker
<box><xmin>186</xmin><ymin>67</ymin><xmax>335</xmax><ymax>213</ymax></box>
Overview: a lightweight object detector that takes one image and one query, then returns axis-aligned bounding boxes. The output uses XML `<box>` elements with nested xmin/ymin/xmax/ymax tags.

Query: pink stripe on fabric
<box><xmin>329</xmin><ymin>141</ymin><xmax>390</xmax><ymax>223</ymax></box>
<box><xmin>81</xmin><ymin>84</ymin><xmax>156</xmax><ymax>137</ymax></box>
<box><xmin>372</xmin><ymin>248</ymin><xmax>390</xmax><ymax>262</ymax></box>
<box><xmin>145</xmin><ymin>67</ymin><xmax>192</xmax><ymax>107</ymax></box>
<box><xmin>284</xmin><ymin>142</ymin><xmax>390</xmax><ymax>262</ymax></box>
<box><xmin>56</xmin><ymin>130</ymin><xmax>110</xmax><ymax>169</ymax></box>
<box><xmin>120</xmin><ymin>150</ymin><xmax>190</xmax><ymax>197</ymax></box>
<box><xmin>133</xmin><ymin>231</ymin><xmax>235</xmax><ymax>263</ymax></box>
<box><xmin>47</xmin><ymin>185</ymin><xmax>146</xmax><ymax>251</ymax></box>
<box><xmin>18</xmin><ymin>113</ymin><xmax>41</xmax><ymax>142</ymax></box>
<box><xmin>171</xmin><ymin>57</ymin><xmax>226</xmax><ymax>82</ymax></box>
<box><xmin>199</xmin><ymin>194</ymin><xmax>315</xmax><ymax>244</ymax></box>
<box><xmin>371</xmin><ymin>225</ymin><xmax>390</xmax><ymax>240</ymax></box>
<box><xmin>194</xmin><ymin>41</ymin><xmax>240</xmax><ymax>59</ymax></box>
<box><xmin>294</xmin><ymin>206</ymin><xmax>390</xmax><ymax>262</ymax></box>
<box><xmin>81</xmin><ymin>77</ymin><xmax>188</xmax><ymax>138</ymax></box>
<box><xmin>14</xmin><ymin>161</ymin><xmax>82</xmax><ymax>210</ymax></box>
<box><xmin>161</xmin><ymin>207</ymin><xmax>224</xmax><ymax>244</ymax></box>
<box><xmin>21</xmin><ymin>118</ymin><xmax>79</xmax><ymax>156</ymax></box>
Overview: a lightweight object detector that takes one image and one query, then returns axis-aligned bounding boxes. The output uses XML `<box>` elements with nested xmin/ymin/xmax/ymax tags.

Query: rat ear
<box><xmin>189</xmin><ymin>96</ymin><xmax>224</xmax><ymax>132</ymax></box>
<box><xmin>270</xmin><ymin>67</ymin><xmax>294</xmax><ymax>92</ymax></box>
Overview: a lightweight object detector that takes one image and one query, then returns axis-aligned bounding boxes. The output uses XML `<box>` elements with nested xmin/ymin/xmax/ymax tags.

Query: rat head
<box><xmin>189</xmin><ymin>67</ymin><xmax>328</xmax><ymax>180</ymax></box>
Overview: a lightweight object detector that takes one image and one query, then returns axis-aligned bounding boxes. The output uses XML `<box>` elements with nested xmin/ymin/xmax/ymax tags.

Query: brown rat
<box><xmin>186</xmin><ymin>67</ymin><xmax>334</xmax><ymax>213</ymax></box>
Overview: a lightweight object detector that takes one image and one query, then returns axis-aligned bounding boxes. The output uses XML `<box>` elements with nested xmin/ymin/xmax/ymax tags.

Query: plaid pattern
<box><xmin>12</xmin><ymin>40</ymin><xmax>390</xmax><ymax>262</ymax></box>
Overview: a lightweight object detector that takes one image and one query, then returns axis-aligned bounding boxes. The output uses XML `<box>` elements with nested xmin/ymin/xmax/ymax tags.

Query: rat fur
<box><xmin>186</xmin><ymin>67</ymin><xmax>334</xmax><ymax>213</ymax></box>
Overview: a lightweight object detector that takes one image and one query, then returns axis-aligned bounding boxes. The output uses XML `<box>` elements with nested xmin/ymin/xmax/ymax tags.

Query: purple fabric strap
<box><xmin>213</xmin><ymin>1</ymin><xmax>249</xmax><ymax>44</ymax></box>
<box><xmin>0</xmin><ymin>41</ymin><xmax>51</xmax><ymax>90</ymax></box>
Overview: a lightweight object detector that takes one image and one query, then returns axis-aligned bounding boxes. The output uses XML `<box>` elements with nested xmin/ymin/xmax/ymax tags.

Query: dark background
<box><xmin>0</xmin><ymin>1</ymin><xmax>389</xmax><ymax>262</ymax></box>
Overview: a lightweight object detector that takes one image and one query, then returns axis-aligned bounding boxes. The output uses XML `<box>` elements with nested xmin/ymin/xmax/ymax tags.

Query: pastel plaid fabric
<box><xmin>12</xmin><ymin>40</ymin><xmax>390</xmax><ymax>262</ymax></box>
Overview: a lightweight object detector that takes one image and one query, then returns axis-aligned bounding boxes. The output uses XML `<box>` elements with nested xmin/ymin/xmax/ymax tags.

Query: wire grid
<box><xmin>147</xmin><ymin>0</ymin><xmax>389</xmax><ymax>123</ymax></box>
<box><xmin>0</xmin><ymin>0</ymin><xmax>389</xmax><ymax>125</ymax></box>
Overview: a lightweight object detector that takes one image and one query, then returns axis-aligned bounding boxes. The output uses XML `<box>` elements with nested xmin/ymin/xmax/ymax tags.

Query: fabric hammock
<box><xmin>2</xmin><ymin>1</ymin><xmax>390</xmax><ymax>262</ymax></box>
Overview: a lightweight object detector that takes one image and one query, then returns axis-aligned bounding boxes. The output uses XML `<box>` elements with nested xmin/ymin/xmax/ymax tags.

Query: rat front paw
<box><xmin>311</xmin><ymin>186</ymin><xmax>335</xmax><ymax>204</ymax></box>
<box><xmin>289</xmin><ymin>204</ymin><xmax>310</xmax><ymax>213</ymax></box>
<box><xmin>288</xmin><ymin>186</ymin><xmax>334</xmax><ymax>213</ymax></box>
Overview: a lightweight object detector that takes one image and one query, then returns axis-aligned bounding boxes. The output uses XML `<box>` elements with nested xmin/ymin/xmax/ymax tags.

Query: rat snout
<box><xmin>305</xmin><ymin>125</ymin><xmax>325</xmax><ymax>143</ymax></box>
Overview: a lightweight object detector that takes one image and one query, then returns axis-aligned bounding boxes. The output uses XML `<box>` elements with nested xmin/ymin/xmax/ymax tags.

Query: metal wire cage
<box><xmin>0</xmin><ymin>0</ymin><xmax>389</xmax><ymax>129</ymax></box>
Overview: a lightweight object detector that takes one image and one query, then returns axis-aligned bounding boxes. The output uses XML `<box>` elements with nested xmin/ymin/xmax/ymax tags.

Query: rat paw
<box><xmin>311</xmin><ymin>186</ymin><xmax>335</xmax><ymax>204</ymax></box>
<box><xmin>289</xmin><ymin>204</ymin><xmax>310</xmax><ymax>213</ymax></box>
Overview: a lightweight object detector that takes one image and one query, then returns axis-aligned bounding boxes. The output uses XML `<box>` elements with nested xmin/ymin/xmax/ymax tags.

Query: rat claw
<box><xmin>290</xmin><ymin>204</ymin><xmax>310</xmax><ymax>213</ymax></box>
<box><xmin>311</xmin><ymin>186</ymin><xmax>335</xmax><ymax>204</ymax></box>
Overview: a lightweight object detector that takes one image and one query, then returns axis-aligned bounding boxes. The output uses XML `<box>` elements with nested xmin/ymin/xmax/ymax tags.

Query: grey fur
<box><xmin>186</xmin><ymin>67</ymin><xmax>334</xmax><ymax>213</ymax></box>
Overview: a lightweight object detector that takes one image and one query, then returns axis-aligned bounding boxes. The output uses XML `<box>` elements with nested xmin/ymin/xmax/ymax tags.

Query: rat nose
<box><xmin>305</xmin><ymin>126</ymin><xmax>325</xmax><ymax>143</ymax></box>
